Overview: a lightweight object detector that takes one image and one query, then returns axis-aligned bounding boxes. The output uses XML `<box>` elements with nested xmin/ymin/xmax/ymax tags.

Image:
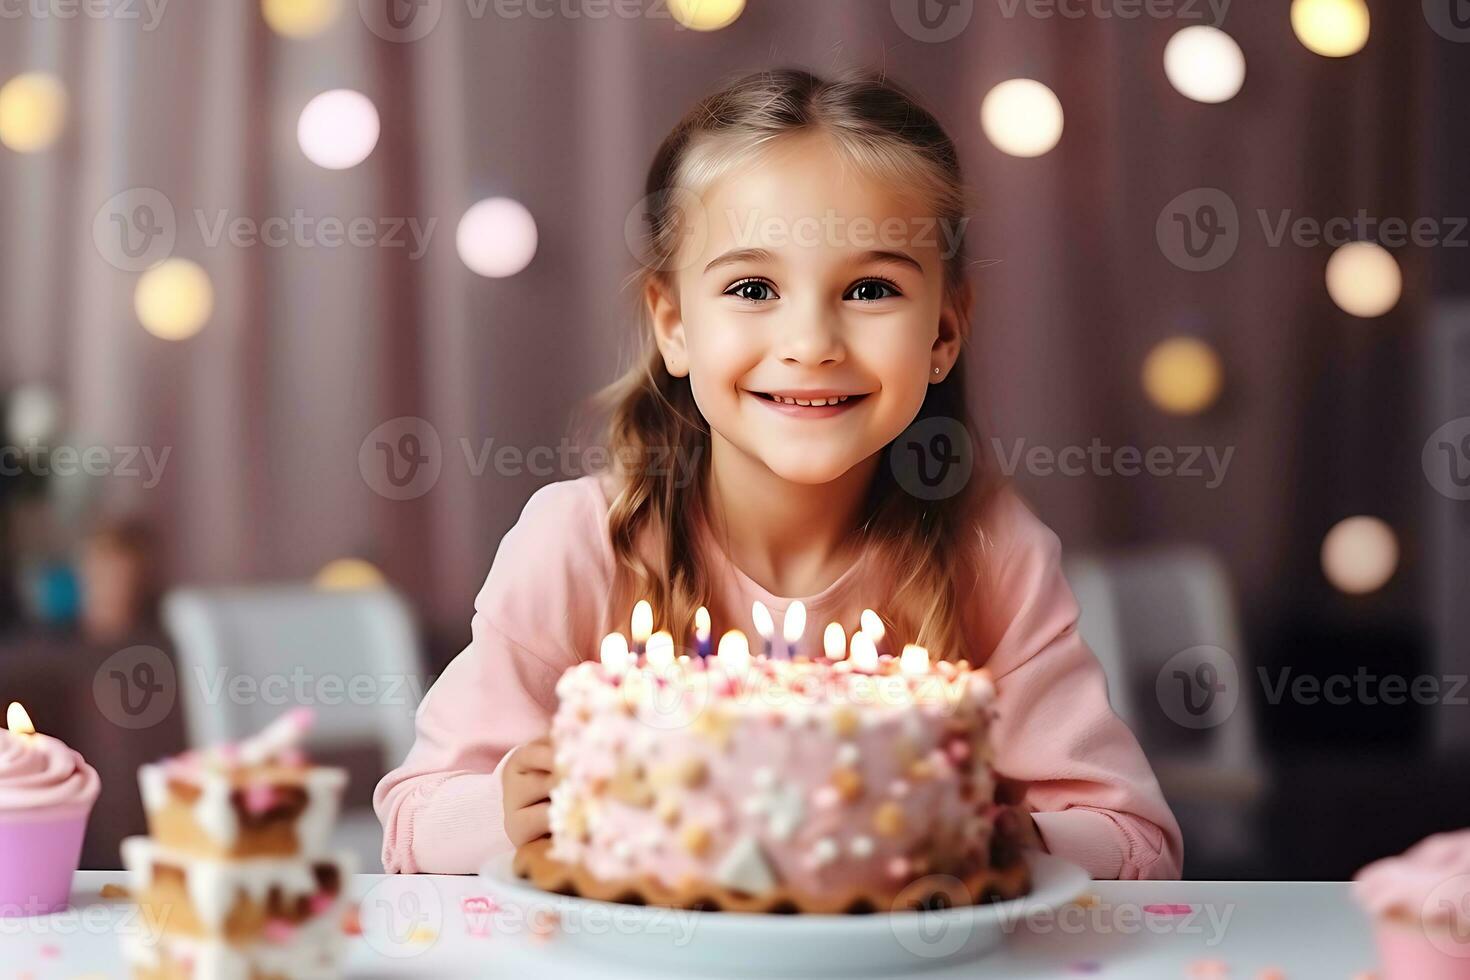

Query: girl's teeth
<box><xmin>772</xmin><ymin>395</ymin><xmax>851</xmax><ymax>406</ymax></box>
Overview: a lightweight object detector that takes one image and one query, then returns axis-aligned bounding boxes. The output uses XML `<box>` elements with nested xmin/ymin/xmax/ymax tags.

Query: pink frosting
<box><xmin>1353</xmin><ymin>830</ymin><xmax>1470</xmax><ymax>927</ymax></box>
<box><xmin>0</xmin><ymin>730</ymin><xmax>101</xmax><ymax>814</ymax></box>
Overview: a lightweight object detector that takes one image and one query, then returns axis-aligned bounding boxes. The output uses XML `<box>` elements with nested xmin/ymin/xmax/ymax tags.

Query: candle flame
<box><xmin>850</xmin><ymin>631</ymin><xmax>879</xmax><ymax>672</ymax></box>
<box><xmin>859</xmin><ymin>609</ymin><xmax>885</xmax><ymax>642</ymax></box>
<box><xmin>599</xmin><ymin>632</ymin><xmax>630</xmax><ymax>672</ymax></box>
<box><xmin>900</xmin><ymin>643</ymin><xmax>930</xmax><ymax>675</ymax></box>
<box><xmin>782</xmin><ymin>600</ymin><xmax>806</xmax><ymax>644</ymax></box>
<box><xmin>717</xmin><ymin>629</ymin><xmax>751</xmax><ymax>672</ymax></box>
<box><xmin>823</xmin><ymin>622</ymin><xmax>847</xmax><ymax>661</ymax></box>
<box><xmin>694</xmin><ymin>605</ymin><xmax>710</xmax><ymax>640</ymax></box>
<box><xmin>751</xmin><ymin>600</ymin><xmax>773</xmax><ymax>639</ymax></box>
<box><xmin>647</xmin><ymin>630</ymin><xmax>675</xmax><ymax>668</ymax></box>
<box><xmin>6</xmin><ymin>702</ymin><xmax>35</xmax><ymax>735</ymax></box>
<box><xmin>631</xmin><ymin>600</ymin><xmax>653</xmax><ymax>644</ymax></box>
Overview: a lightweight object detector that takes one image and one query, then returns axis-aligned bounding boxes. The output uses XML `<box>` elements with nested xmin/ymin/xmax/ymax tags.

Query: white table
<box><xmin>1</xmin><ymin>872</ymin><xmax>1382</xmax><ymax>978</ymax></box>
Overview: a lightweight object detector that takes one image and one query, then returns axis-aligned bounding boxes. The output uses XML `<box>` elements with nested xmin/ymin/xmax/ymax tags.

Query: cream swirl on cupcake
<box><xmin>0</xmin><ymin>725</ymin><xmax>101</xmax><ymax>814</ymax></box>
<box><xmin>1353</xmin><ymin>830</ymin><xmax>1470</xmax><ymax>928</ymax></box>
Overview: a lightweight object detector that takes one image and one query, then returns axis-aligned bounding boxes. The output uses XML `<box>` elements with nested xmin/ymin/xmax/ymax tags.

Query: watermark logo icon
<box><xmin>1156</xmin><ymin>645</ymin><xmax>1239</xmax><ymax>729</ymax></box>
<box><xmin>889</xmin><ymin>416</ymin><xmax>974</xmax><ymax>501</ymax></box>
<box><xmin>359</xmin><ymin>877</ymin><xmax>442</xmax><ymax>958</ymax></box>
<box><xmin>623</xmin><ymin>186</ymin><xmax>708</xmax><ymax>273</ymax></box>
<box><xmin>93</xmin><ymin>645</ymin><xmax>176</xmax><ymax>730</ymax></box>
<box><xmin>359</xmin><ymin>0</ymin><xmax>442</xmax><ymax>42</ymax></box>
<box><xmin>891</xmin><ymin>0</ymin><xmax>974</xmax><ymax>43</ymax></box>
<box><xmin>1423</xmin><ymin>416</ymin><xmax>1470</xmax><ymax>501</ymax></box>
<box><xmin>1156</xmin><ymin>188</ymin><xmax>1239</xmax><ymax>272</ymax></box>
<box><xmin>1424</xmin><ymin>0</ymin><xmax>1470</xmax><ymax>42</ymax></box>
<box><xmin>93</xmin><ymin>188</ymin><xmax>176</xmax><ymax>272</ymax></box>
<box><xmin>358</xmin><ymin>417</ymin><xmax>443</xmax><ymax>501</ymax></box>
<box><xmin>1422</xmin><ymin>873</ymin><xmax>1470</xmax><ymax>958</ymax></box>
<box><xmin>889</xmin><ymin>875</ymin><xmax>973</xmax><ymax>958</ymax></box>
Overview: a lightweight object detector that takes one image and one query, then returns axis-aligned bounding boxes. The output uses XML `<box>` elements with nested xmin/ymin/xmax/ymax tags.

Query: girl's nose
<box><xmin>775</xmin><ymin>303</ymin><xmax>846</xmax><ymax>366</ymax></box>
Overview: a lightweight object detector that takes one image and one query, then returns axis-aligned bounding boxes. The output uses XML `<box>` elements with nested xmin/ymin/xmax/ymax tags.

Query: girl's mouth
<box><xmin>745</xmin><ymin>389</ymin><xmax>870</xmax><ymax>418</ymax></box>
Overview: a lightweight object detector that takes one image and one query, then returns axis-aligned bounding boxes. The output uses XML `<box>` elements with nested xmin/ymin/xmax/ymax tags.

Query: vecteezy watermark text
<box><xmin>991</xmin><ymin>437</ymin><xmax>1234</xmax><ymax>488</ymax></box>
<box><xmin>0</xmin><ymin>441</ymin><xmax>170</xmax><ymax>488</ymax></box>
<box><xmin>0</xmin><ymin>0</ymin><xmax>168</xmax><ymax>30</ymax></box>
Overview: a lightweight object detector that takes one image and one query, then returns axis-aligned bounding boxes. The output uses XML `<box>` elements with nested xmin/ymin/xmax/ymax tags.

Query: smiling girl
<box><xmin>375</xmin><ymin>68</ymin><xmax>1183</xmax><ymax>880</ymax></box>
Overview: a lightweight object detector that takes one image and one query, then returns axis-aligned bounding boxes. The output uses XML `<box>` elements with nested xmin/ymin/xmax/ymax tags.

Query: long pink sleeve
<box><xmin>373</xmin><ymin>479</ymin><xmax>611</xmax><ymax>874</ymax></box>
<box><xmin>979</xmin><ymin>491</ymin><xmax>1184</xmax><ymax>880</ymax></box>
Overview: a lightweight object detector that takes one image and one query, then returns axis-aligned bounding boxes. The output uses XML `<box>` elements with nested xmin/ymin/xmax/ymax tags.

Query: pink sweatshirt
<box><xmin>374</xmin><ymin>474</ymin><xmax>1184</xmax><ymax>880</ymax></box>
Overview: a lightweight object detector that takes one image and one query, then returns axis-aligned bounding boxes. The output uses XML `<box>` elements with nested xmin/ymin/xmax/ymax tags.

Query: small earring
<box><xmin>933</xmin><ymin>367</ymin><xmax>941</xmax><ymax>375</ymax></box>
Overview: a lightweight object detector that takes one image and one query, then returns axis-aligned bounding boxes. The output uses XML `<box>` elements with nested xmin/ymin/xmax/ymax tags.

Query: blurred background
<box><xmin>0</xmin><ymin>0</ymin><xmax>1467</xmax><ymax>879</ymax></box>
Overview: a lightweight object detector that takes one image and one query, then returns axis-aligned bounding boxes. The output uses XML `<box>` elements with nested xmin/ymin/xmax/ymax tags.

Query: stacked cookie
<box><xmin>121</xmin><ymin>709</ymin><xmax>353</xmax><ymax>979</ymax></box>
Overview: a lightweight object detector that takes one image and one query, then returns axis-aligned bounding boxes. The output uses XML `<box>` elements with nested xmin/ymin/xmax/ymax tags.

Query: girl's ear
<box><xmin>645</xmin><ymin>277</ymin><xmax>689</xmax><ymax>377</ymax></box>
<box><xmin>931</xmin><ymin>279</ymin><xmax>972</xmax><ymax>380</ymax></box>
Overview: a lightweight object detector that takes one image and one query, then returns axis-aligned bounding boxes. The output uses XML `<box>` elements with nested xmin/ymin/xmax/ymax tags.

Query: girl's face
<box><xmin>647</xmin><ymin>133</ymin><xmax>966</xmax><ymax>487</ymax></box>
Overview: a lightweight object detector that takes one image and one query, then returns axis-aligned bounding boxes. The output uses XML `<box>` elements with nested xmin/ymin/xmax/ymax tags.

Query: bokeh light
<box><xmin>5</xmin><ymin>383</ymin><xmax>61</xmax><ymax>445</ymax></box>
<box><xmin>456</xmin><ymin>198</ymin><xmax>538</xmax><ymax>278</ymax></box>
<box><xmin>1142</xmin><ymin>337</ymin><xmax>1223</xmax><ymax>415</ymax></box>
<box><xmin>263</xmin><ymin>0</ymin><xmax>341</xmax><ymax>38</ymax></box>
<box><xmin>980</xmin><ymin>79</ymin><xmax>1064</xmax><ymax>158</ymax></box>
<box><xmin>1164</xmin><ymin>26</ymin><xmax>1246</xmax><ymax>104</ymax></box>
<box><xmin>1291</xmin><ymin>0</ymin><xmax>1370</xmax><ymax>58</ymax></box>
<box><xmin>315</xmin><ymin>558</ymin><xmax>386</xmax><ymax>591</ymax></box>
<box><xmin>0</xmin><ymin>72</ymin><xmax>67</xmax><ymax>153</ymax></box>
<box><xmin>1321</xmin><ymin>516</ymin><xmax>1398</xmax><ymax>594</ymax></box>
<box><xmin>134</xmin><ymin>259</ymin><xmax>214</xmax><ymax>341</ymax></box>
<box><xmin>1325</xmin><ymin>241</ymin><xmax>1401</xmax><ymax>318</ymax></box>
<box><xmin>297</xmin><ymin>89</ymin><xmax>379</xmax><ymax>170</ymax></box>
<box><xmin>668</xmin><ymin>0</ymin><xmax>745</xmax><ymax>31</ymax></box>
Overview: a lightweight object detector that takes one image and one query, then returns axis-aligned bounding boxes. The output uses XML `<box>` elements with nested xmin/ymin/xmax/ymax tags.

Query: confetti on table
<box><xmin>408</xmin><ymin>926</ymin><xmax>438</xmax><ymax>944</ymax></box>
<box><xmin>39</xmin><ymin>945</ymin><xmax>60</xmax><ymax>958</ymax></box>
<box><xmin>1256</xmin><ymin>969</ymin><xmax>1286</xmax><ymax>980</ymax></box>
<box><xmin>99</xmin><ymin>883</ymin><xmax>129</xmax><ymax>900</ymax></box>
<box><xmin>1071</xmin><ymin>893</ymin><xmax>1101</xmax><ymax>908</ymax></box>
<box><xmin>1144</xmin><ymin>903</ymin><xmax>1195</xmax><ymax>916</ymax></box>
<box><xmin>530</xmin><ymin>910</ymin><xmax>560</xmax><ymax>942</ymax></box>
<box><xmin>340</xmin><ymin>906</ymin><xmax>362</xmax><ymax>936</ymax></box>
<box><xmin>1187</xmin><ymin>959</ymin><xmax>1229</xmax><ymax>978</ymax></box>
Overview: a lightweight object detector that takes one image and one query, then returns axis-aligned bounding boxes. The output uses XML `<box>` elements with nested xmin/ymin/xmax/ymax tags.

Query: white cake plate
<box><xmin>480</xmin><ymin>851</ymin><xmax>1090</xmax><ymax>976</ymax></box>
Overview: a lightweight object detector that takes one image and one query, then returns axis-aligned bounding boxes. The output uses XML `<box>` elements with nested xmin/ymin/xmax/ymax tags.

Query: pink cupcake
<box><xmin>0</xmin><ymin>704</ymin><xmax>101</xmax><ymax>915</ymax></box>
<box><xmin>1353</xmin><ymin>830</ymin><xmax>1470</xmax><ymax>980</ymax></box>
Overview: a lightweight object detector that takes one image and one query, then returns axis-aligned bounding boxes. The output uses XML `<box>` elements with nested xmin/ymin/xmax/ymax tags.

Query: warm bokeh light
<box><xmin>630</xmin><ymin>599</ymin><xmax>653</xmax><ymax>647</ymax></box>
<box><xmin>1142</xmin><ymin>337</ymin><xmax>1224</xmax><ymax>415</ymax></box>
<box><xmin>599</xmin><ymin>632</ymin><xmax>630</xmax><ymax>672</ymax></box>
<box><xmin>297</xmin><ymin>89</ymin><xmax>380</xmax><ymax>170</ymax></box>
<box><xmin>859</xmin><ymin>608</ymin><xmax>885</xmax><ymax>643</ymax></box>
<box><xmin>314</xmin><ymin>558</ymin><xmax>386</xmax><ymax>590</ymax></box>
<box><xmin>0</xmin><ymin>72</ymin><xmax>67</xmax><ymax>153</ymax></box>
<box><xmin>1291</xmin><ymin>0</ymin><xmax>1370</xmax><ymax>58</ymax></box>
<box><xmin>849</xmin><ymin>631</ymin><xmax>879</xmax><ymax>672</ymax></box>
<box><xmin>823</xmin><ymin>622</ymin><xmax>846</xmax><ymax>661</ymax></box>
<box><xmin>262</xmin><ymin>0</ymin><xmax>340</xmax><ymax>37</ymax></box>
<box><xmin>6</xmin><ymin>701</ymin><xmax>35</xmax><ymax>735</ymax></box>
<box><xmin>668</xmin><ymin>0</ymin><xmax>745</xmax><ymax>31</ymax></box>
<box><xmin>782</xmin><ymin>599</ymin><xmax>806</xmax><ymax>644</ymax></box>
<box><xmin>646</xmin><ymin>630</ymin><xmax>675</xmax><ymax>668</ymax></box>
<box><xmin>1321</xmin><ymin>516</ymin><xmax>1398</xmax><ymax>594</ymax></box>
<box><xmin>717</xmin><ymin>629</ymin><xmax>751</xmax><ymax>673</ymax></box>
<box><xmin>5</xmin><ymin>382</ymin><xmax>61</xmax><ymax>445</ymax></box>
<box><xmin>900</xmin><ymin>644</ymin><xmax>930</xmax><ymax>675</ymax></box>
<box><xmin>134</xmin><ymin>259</ymin><xmax>214</xmax><ymax>340</ymax></box>
<box><xmin>456</xmin><ymin>198</ymin><xmax>538</xmax><ymax>278</ymax></box>
<box><xmin>1325</xmin><ymin>241</ymin><xmax>1401</xmax><ymax>318</ymax></box>
<box><xmin>1163</xmin><ymin>26</ymin><xmax>1246</xmax><ymax>104</ymax></box>
<box><xmin>981</xmin><ymin>79</ymin><xmax>1063</xmax><ymax>158</ymax></box>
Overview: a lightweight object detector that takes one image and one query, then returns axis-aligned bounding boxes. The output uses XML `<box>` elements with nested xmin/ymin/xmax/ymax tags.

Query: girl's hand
<box><xmin>502</xmin><ymin>736</ymin><xmax>555</xmax><ymax>847</ymax></box>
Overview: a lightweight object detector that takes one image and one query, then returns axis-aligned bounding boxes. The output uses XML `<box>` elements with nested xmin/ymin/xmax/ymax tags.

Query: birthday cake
<box><xmin>512</xmin><ymin>604</ymin><xmax>1032</xmax><ymax>913</ymax></box>
<box><xmin>121</xmin><ymin>709</ymin><xmax>355</xmax><ymax>979</ymax></box>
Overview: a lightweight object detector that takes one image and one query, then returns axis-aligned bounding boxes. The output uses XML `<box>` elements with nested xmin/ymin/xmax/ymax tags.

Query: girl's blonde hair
<box><xmin>592</xmin><ymin>67</ymin><xmax>1000</xmax><ymax>662</ymax></box>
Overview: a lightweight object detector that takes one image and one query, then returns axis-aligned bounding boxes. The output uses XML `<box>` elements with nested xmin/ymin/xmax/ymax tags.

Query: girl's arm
<box><xmin>980</xmin><ymin>491</ymin><xmax>1186</xmax><ymax>880</ymax></box>
<box><xmin>372</xmin><ymin>478</ymin><xmax>610</xmax><ymax>874</ymax></box>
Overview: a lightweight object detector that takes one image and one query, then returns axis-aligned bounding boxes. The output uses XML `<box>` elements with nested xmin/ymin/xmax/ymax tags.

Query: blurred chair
<box><xmin>162</xmin><ymin>585</ymin><xmax>423</xmax><ymax>872</ymax></box>
<box><xmin>1065</xmin><ymin>546</ymin><xmax>1268</xmax><ymax>878</ymax></box>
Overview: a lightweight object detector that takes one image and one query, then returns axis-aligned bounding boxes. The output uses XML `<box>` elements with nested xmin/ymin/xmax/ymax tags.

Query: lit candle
<box><xmin>6</xmin><ymin>701</ymin><xmax>35</xmax><ymax>737</ymax></box>
<box><xmin>717</xmin><ymin>629</ymin><xmax>751</xmax><ymax>674</ymax></box>
<box><xmin>900</xmin><ymin>643</ymin><xmax>930</xmax><ymax>675</ymax></box>
<box><xmin>751</xmin><ymin>601</ymin><xmax>774</xmax><ymax>659</ymax></box>
<box><xmin>823</xmin><ymin>622</ymin><xmax>847</xmax><ymax>661</ymax></box>
<box><xmin>646</xmin><ymin>630</ymin><xmax>675</xmax><ymax>669</ymax></box>
<box><xmin>859</xmin><ymin>608</ymin><xmax>885</xmax><ymax>652</ymax></box>
<box><xmin>850</xmin><ymin>630</ymin><xmax>879</xmax><ymax>672</ymax></box>
<box><xmin>600</xmin><ymin>631</ymin><xmax>631</xmax><ymax>673</ymax></box>
<box><xmin>694</xmin><ymin>606</ymin><xmax>712</xmax><ymax>659</ymax></box>
<box><xmin>631</xmin><ymin>599</ymin><xmax>653</xmax><ymax>656</ymax></box>
<box><xmin>782</xmin><ymin>600</ymin><xmax>807</xmax><ymax>659</ymax></box>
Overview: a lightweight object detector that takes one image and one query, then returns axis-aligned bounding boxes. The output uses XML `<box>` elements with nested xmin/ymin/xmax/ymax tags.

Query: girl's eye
<box><xmin>725</xmin><ymin>278</ymin><xmax>777</xmax><ymax>303</ymax></box>
<box><xmin>846</xmin><ymin>278</ymin><xmax>902</xmax><ymax>302</ymax></box>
